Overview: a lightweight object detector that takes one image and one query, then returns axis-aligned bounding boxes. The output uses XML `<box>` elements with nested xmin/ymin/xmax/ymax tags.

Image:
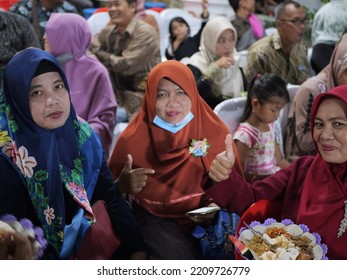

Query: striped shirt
<box><xmin>234</xmin><ymin>122</ymin><xmax>280</xmax><ymax>175</ymax></box>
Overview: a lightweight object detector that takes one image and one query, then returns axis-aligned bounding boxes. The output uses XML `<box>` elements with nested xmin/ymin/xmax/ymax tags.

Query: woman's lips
<box><xmin>321</xmin><ymin>144</ymin><xmax>336</xmax><ymax>152</ymax></box>
<box><xmin>166</xmin><ymin>111</ymin><xmax>180</xmax><ymax>118</ymax></box>
<box><xmin>48</xmin><ymin>111</ymin><xmax>63</xmax><ymax>119</ymax></box>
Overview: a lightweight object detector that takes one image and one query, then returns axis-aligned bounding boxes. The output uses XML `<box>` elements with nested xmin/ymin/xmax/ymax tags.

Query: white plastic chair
<box><xmin>265</xmin><ymin>27</ymin><xmax>277</xmax><ymax>36</ymax></box>
<box><xmin>144</xmin><ymin>9</ymin><xmax>166</xmax><ymax>60</ymax></box>
<box><xmin>237</xmin><ymin>50</ymin><xmax>248</xmax><ymax>68</ymax></box>
<box><xmin>144</xmin><ymin>9</ymin><xmax>162</xmax><ymax>26</ymax></box>
<box><xmin>279</xmin><ymin>84</ymin><xmax>300</xmax><ymax>134</ymax></box>
<box><xmin>110</xmin><ymin>122</ymin><xmax>129</xmax><ymax>153</ymax></box>
<box><xmin>213</xmin><ymin>97</ymin><xmax>247</xmax><ymax>134</ymax></box>
<box><xmin>87</xmin><ymin>11</ymin><xmax>110</xmax><ymax>36</ymax></box>
<box><xmin>159</xmin><ymin>8</ymin><xmax>202</xmax><ymax>60</ymax></box>
<box><xmin>307</xmin><ymin>47</ymin><xmax>315</xmax><ymax>76</ymax></box>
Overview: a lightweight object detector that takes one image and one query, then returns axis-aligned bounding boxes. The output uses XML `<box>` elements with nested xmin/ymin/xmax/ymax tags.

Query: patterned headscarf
<box><xmin>0</xmin><ymin>48</ymin><xmax>102</xmax><ymax>258</ymax></box>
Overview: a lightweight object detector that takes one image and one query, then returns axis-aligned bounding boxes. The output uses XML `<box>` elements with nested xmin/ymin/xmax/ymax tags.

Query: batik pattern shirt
<box><xmin>0</xmin><ymin>11</ymin><xmax>40</xmax><ymax>67</ymax></box>
<box><xmin>9</xmin><ymin>0</ymin><xmax>78</xmax><ymax>38</ymax></box>
<box><xmin>244</xmin><ymin>31</ymin><xmax>310</xmax><ymax>85</ymax></box>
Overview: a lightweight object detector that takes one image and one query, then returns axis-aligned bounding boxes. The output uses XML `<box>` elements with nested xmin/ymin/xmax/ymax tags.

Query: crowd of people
<box><xmin>1</xmin><ymin>0</ymin><xmax>347</xmax><ymax>261</ymax></box>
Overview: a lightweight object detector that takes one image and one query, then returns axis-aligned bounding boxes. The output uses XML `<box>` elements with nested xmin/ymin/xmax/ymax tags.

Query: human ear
<box><xmin>251</xmin><ymin>98</ymin><xmax>260</xmax><ymax>111</ymax></box>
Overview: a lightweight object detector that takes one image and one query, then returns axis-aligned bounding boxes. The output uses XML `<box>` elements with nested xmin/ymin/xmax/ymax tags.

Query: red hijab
<box><xmin>109</xmin><ymin>60</ymin><xmax>243</xmax><ymax>226</ymax></box>
<box><xmin>297</xmin><ymin>84</ymin><xmax>347</xmax><ymax>259</ymax></box>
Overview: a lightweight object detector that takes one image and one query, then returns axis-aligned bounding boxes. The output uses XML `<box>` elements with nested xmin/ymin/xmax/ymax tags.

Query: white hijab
<box><xmin>188</xmin><ymin>16</ymin><xmax>244</xmax><ymax>98</ymax></box>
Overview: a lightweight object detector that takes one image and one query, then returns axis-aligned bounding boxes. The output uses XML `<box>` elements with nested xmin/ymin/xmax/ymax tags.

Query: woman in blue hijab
<box><xmin>0</xmin><ymin>48</ymin><xmax>147</xmax><ymax>259</ymax></box>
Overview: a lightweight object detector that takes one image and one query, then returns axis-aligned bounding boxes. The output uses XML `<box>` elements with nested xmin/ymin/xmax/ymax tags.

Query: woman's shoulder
<box><xmin>291</xmin><ymin>155</ymin><xmax>316</xmax><ymax>171</ymax></box>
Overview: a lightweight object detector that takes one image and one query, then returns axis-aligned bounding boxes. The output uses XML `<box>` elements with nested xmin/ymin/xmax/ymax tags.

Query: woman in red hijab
<box><xmin>206</xmin><ymin>84</ymin><xmax>347</xmax><ymax>259</ymax></box>
<box><xmin>109</xmin><ymin>60</ymin><xmax>243</xmax><ymax>259</ymax></box>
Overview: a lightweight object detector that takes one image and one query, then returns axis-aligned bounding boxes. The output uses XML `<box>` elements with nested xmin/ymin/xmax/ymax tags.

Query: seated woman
<box><xmin>229</xmin><ymin>0</ymin><xmax>265</xmax><ymax>51</ymax></box>
<box><xmin>187</xmin><ymin>16</ymin><xmax>247</xmax><ymax>109</ymax></box>
<box><xmin>45</xmin><ymin>13</ymin><xmax>117</xmax><ymax>160</ymax></box>
<box><xmin>285</xmin><ymin>33</ymin><xmax>347</xmax><ymax>161</ymax></box>
<box><xmin>108</xmin><ymin>60</ymin><xmax>244</xmax><ymax>260</ymax></box>
<box><xmin>165</xmin><ymin>0</ymin><xmax>209</xmax><ymax>63</ymax></box>
<box><xmin>0</xmin><ymin>48</ymin><xmax>146</xmax><ymax>259</ymax></box>
<box><xmin>205</xmin><ymin>84</ymin><xmax>347</xmax><ymax>260</ymax></box>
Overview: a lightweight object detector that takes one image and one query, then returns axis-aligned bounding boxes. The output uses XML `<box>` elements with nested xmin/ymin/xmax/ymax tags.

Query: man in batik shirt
<box><xmin>244</xmin><ymin>1</ymin><xmax>310</xmax><ymax>85</ymax></box>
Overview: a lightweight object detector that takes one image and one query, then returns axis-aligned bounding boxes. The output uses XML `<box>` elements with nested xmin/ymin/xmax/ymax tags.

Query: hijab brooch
<box><xmin>189</xmin><ymin>138</ymin><xmax>210</xmax><ymax>157</ymax></box>
<box><xmin>337</xmin><ymin>199</ymin><xmax>347</xmax><ymax>238</ymax></box>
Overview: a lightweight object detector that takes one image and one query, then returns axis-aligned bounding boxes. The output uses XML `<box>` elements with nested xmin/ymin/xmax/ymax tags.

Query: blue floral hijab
<box><xmin>0</xmin><ymin>48</ymin><xmax>103</xmax><ymax>258</ymax></box>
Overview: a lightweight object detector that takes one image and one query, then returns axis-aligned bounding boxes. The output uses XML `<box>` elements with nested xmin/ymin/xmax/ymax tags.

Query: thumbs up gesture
<box><xmin>116</xmin><ymin>154</ymin><xmax>155</xmax><ymax>194</ymax></box>
<box><xmin>208</xmin><ymin>134</ymin><xmax>235</xmax><ymax>183</ymax></box>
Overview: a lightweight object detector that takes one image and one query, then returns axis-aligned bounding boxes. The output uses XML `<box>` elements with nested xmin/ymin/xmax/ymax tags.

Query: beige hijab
<box><xmin>188</xmin><ymin>16</ymin><xmax>244</xmax><ymax>98</ymax></box>
<box><xmin>288</xmin><ymin>33</ymin><xmax>347</xmax><ymax>120</ymax></box>
<box><xmin>285</xmin><ymin>33</ymin><xmax>347</xmax><ymax>157</ymax></box>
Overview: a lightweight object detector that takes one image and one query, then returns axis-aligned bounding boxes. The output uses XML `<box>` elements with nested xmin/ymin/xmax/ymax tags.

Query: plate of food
<box><xmin>230</xmin><ymin>218</ymin><xmax>328</xmax><ymax>260</ymax></box>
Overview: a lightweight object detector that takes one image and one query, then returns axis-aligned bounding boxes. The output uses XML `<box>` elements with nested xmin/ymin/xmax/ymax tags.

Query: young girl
<box><xmin>233</xmin><ymin>73</ymin><xmax>290</xmax><ymax>182</ymax></box>
<box><xmin>165</xmin><ymin>0</ymin><xmax>209</xmax><ymax>63</ymax></box>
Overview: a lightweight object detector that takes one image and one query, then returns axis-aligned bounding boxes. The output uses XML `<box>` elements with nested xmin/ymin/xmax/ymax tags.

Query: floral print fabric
<box><xmin>0</xmin><ymin>49</ymin><xmax>103</xmax><ymax>258</ymax></box>
<box><xmin>234</xmin><ymin>122</ymin><xmax>280</xmax><ymax>175</ymax></box>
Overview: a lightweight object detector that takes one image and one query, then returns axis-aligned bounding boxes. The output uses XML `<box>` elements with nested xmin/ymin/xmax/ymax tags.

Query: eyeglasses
<box><xmin>278</xmin><ymin>18</ymin><xmax>308</xmax><ymax>27</ymax></box>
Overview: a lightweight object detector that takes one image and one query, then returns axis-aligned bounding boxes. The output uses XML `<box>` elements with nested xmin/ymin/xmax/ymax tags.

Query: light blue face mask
<box><xmin>153</xmin><ymin>112</ymin><xmax>194</xmax><ymax>133</ymax></box>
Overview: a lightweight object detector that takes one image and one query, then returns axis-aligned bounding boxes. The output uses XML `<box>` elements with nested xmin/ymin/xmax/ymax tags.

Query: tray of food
<box><xmin>230</xmin><ymin>218</ymin><xmax>328</xmax><ymax>260</ymax></box>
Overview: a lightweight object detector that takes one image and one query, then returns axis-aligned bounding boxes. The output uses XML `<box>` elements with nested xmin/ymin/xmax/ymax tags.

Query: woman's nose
<box><xmin>320</xmin><ymin>125</ymin><xmax>334</xmax><ymax>140</ymax></box>
<box><xmin>46</xmin><ymin>95</ymin><xmax>58</xmax><ymax>106</ymax></box>
<box><xmin>168</xmin><ymin>93</ymin><xmax>177</xmax><ymax>101</ymax></box>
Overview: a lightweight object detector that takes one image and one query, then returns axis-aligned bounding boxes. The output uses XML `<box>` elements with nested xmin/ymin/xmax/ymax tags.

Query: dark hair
<box><xmin>228</xmin><ymin>0</ymin><xmax>240</xmax><ymax>12</ymax></box>
<box><xmin>127</xmin><ymin>0</ymin><xmax>137</xmax><ymax>5</ymax></box>
<box><xmin>240</xmin><ymin>73</ymin><xmax>290</xmax><ymax>122</ymax></box>
<box><xmin>168</xmin><ymin>17</ymin><xmax>190</xmax><ymax>44</ymax></box>
<box><xmin>34</xmin><ymin>60</ymin><xmax>58</xmax><ymax>77</ymax></box>
<box><xmin>275</xmin><ymin>1</ymin><xmax>302</xmax><ymax>19</ymax></box>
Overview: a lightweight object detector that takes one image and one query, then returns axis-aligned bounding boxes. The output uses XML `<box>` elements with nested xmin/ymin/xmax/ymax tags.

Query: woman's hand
<box><xmin>214</xmin><ymin>56</ymin><xmax>235</xmax><ymax>69</ymax></box>
<box><xmin>208</xmin><ymin>134</ymin><xmax>235</xmax><ymax>183</ymax></box>
<box><xmin>201</xmin><ymin>0</ymin><xmax>209</xmax><ymax>18</ymax></box>
<box><xmin>0</xmin><ymin>231</ymin><xmax>34</xmax><ymax>260</ymax></box>
<box><xmin>187</xmin><ymin>203</ymin><xmax>219</xmax><ymax>227</ymax></box>
<box><xmin>116</xmin><ymin>154</ymin><xmax>155</xmax><ymax>194</ymax></box>
<box><xmin>173</xmin><ymin>32</ymin><xmax>186</xmax><ymax>51</ymax></box>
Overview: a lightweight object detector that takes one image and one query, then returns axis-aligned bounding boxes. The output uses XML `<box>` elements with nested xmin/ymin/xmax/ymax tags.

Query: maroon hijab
<box><xmin>297</xmin><ymin>84</ymin><xmax>347</xmax><ymax>259</ymax></box>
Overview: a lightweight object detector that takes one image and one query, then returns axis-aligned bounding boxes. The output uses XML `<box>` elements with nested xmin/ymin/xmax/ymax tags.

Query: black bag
<box><xmin>192</xmin><ymin>210</ymin><xmax>240</xmax><ymax>260</ymax></box>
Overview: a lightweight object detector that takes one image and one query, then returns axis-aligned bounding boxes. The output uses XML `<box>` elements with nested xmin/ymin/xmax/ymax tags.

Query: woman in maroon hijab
<box><xmin>206</xmin><ymin>84</ymin><xmax>347</xmax><ymax>259</ymax></box>
<box><xmin>109</xmin><ymin>60</ymin><xmax>243</xmax><ymax>259</ymax></box>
